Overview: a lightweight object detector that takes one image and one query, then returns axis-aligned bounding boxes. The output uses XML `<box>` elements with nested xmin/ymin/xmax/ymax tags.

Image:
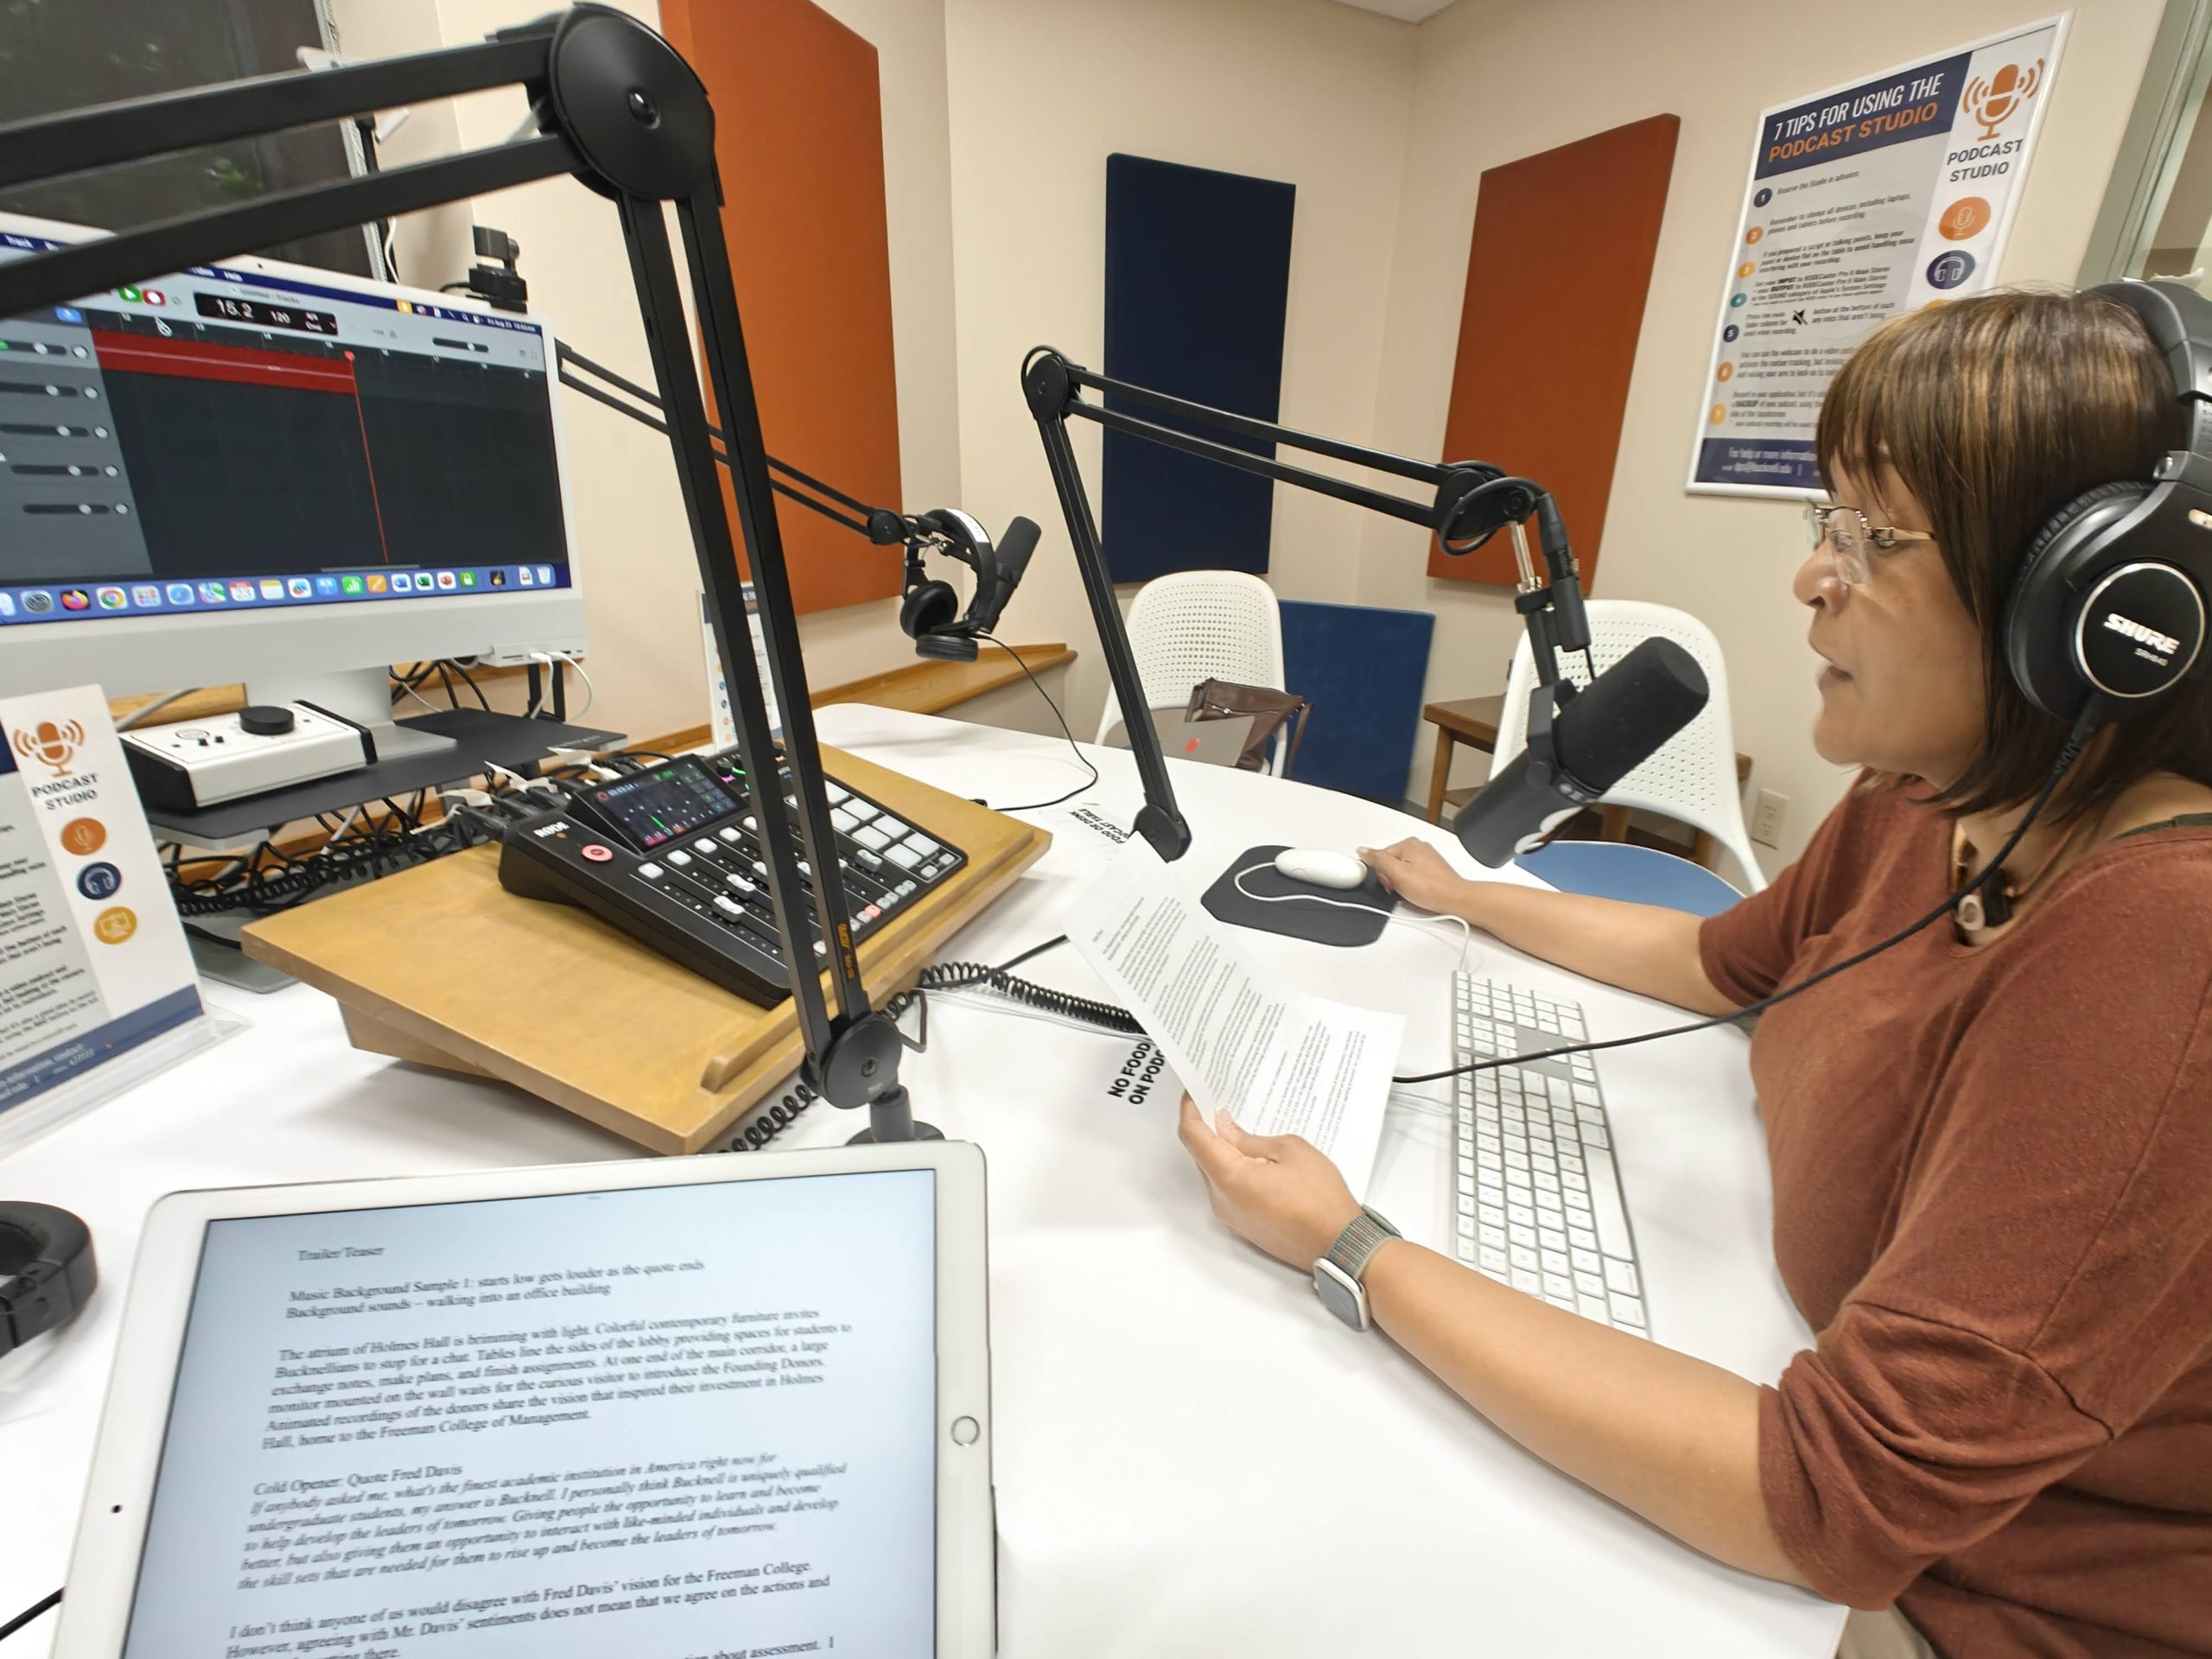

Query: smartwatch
<box><xmin>1312</xmin><ymin>1205</ymin><xmax>1400</xmax><ymax>1332</ymax></box>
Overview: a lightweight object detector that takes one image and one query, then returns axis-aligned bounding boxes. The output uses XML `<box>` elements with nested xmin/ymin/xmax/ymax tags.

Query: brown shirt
<box><xmin>1699</xmin><ymin>784</ymin><xmax>2212</xmax><ymax>1657</ymax></box>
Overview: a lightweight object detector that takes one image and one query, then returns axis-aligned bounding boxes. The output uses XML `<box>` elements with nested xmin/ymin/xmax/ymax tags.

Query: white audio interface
<box><xmin>121</xmin><ymin>702</ymin><xmax>373</xmax><ymax>810</ymax></box>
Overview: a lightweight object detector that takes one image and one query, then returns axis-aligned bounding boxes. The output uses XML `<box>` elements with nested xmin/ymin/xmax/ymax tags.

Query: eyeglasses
<box><xmin>1802</xmin><ymin>502</ymin><xmax>1936</xmax><ymax>587</ymax></box>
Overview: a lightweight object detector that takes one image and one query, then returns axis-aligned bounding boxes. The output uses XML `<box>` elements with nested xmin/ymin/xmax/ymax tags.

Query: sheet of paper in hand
<box><xmin>1066</xmin><ymin>848</ymin><xmax>1400</xmax><ymax>1197</ymax></box>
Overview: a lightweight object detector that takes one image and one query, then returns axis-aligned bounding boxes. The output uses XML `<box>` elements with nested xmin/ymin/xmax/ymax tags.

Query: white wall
<box><xmin>942</xmin><ymin>0</ymin><xmax>1420</xmax><ymax>739</ymax></box>
<box><xmin>1359</xmin><ymin>0</ymin><xmax>2168</xmax><ymax>871</ymax></box>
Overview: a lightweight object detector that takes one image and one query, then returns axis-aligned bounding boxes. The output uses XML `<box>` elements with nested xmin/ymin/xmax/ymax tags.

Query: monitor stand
<box><xmin>250</xmin><ymin>665</ymin><xmax>461</xmax><ymax>763</ymax></box>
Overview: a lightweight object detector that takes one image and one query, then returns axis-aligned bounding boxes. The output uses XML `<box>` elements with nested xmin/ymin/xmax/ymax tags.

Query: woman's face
<box><xmin>1795</xmin><ymin>463</ymin><xmax>1986</xmax><ymax>785</ymax></box>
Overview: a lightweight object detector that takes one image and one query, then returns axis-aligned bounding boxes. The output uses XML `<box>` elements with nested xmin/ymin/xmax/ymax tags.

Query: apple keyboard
<box><xmin>1449</xmin><ymin>972</ymin><xmax>1649</xmax><ymax>1335</ymax></box>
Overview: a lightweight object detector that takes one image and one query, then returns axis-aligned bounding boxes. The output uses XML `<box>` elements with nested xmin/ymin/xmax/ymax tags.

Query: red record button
<box><xmin>581</xmin><ymin>842</ymin><xmax>615</xmax><ymax>863</ymax></box>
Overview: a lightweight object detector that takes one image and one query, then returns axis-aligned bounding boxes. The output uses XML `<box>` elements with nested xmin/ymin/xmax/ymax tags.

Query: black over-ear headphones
<box><xmin>899</xmin><ymin>510</ymin><xmax>1040</xmax><ymax>662</ymax></box>
<box><xmin>2005</xmin><ymin>279</ymin><xmax>2212</xmax><ymax>722</ymax></box>
<box><xmin>0</xmin><ymin>1201</ymin><xmax>95</xmax><ymax>1357</ymax></box>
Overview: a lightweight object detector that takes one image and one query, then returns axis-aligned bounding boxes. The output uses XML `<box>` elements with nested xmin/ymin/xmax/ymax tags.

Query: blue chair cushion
<box><xmin>1514</xmin><ymin>841</ymin><xmax>1744</xmax><ymax>918</ymax></box>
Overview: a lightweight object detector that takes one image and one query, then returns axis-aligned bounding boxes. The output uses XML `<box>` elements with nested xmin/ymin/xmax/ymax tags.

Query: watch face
<box><xmin>1313</xmin><ymin>1259</ymin><xmax>1368</xmax><ymax>1331</ymax></box>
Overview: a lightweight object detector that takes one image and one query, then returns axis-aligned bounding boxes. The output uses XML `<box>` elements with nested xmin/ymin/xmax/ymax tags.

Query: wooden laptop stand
<box><xmin>242</xmin><ymin>745</ymin><xmax>1049</xmax><ymax>1154</ymax></box>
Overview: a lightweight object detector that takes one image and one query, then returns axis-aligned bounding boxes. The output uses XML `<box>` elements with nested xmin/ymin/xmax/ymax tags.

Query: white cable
<box><xmin>1388</xmin><ymin>1086</ymin><xmax>1453</xmax><ymax>1117</ymax></box>
<box><xmin>394</xmin><ymin>677</ymin><xmax>446</xmax><ymax>718</ymax></box>
<box><xmin>554</xmin><ymin>652</ymin><xmax>595</xmax><ymax>721</ymax></box>
<box><xmin>1231</xmin><ymin>865</ymin><xmax>1471</xmax><ymax>971</ymax></box>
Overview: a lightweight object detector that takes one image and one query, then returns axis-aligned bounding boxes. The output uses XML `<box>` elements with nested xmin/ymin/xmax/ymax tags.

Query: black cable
<box><xmin>992</xmin><ymin>932</ymin><xmax>1071</xmax><ymax>975</ymax></box>
<box><xmin>721</xmin><ymin>1079</ymin><xmax>818</xmax><ymax>1152</ymax></box>
<box><xmin>919</xmin><ymin>964</ymin><xmax>1141</xmax><ymax>1033</ymax></box>
<box><xmin>554</xmin><ymin>347</ymin><xmax>890</xmax><ymax>538</ymax></box>
<box><xmin>163</xmin><ymin>807</ymin><xmax>492</xmax><ymax>918</ymax></box>
<box><xmin>1392</xmin><ymin>702</ymin><xmax>2105</xmax><ymax>1085</ymax></box>
<box><xmin>971</xmin><ymin>633</ymin><xmax>1099</xmax><ymax>813</ymax></box>
<box><xmin>881</xmin><ymin>934</ymin><xmax>1139</xmax><ymax>1036</ymax></box>
<box><xmin>0</xmin><ymin>1587</ymin><xmax>60</xmax><ymax>1640</ymax></box>
<box><xmin>391</xmin><ymin>662</ymin><xmax>441</xmax><ymax>709</ymax></box>
<box><xmin>444</xmin><ymin>658</ymin><xmax>492</xmax><ymax>713</ymax></box>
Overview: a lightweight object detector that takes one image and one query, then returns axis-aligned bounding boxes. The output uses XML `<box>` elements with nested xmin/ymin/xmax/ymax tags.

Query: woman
<box><xmin>1175</xmin><ymin>289</ymin><xmax>2212</xmax><ymax>1659</ymax></box>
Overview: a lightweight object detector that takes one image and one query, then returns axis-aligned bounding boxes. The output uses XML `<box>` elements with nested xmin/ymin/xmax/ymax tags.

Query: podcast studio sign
<box><xmin>0</xmin><ymin>685</ymin><xmax>200</xmax><ymax>1114</ymax></box>
<box><xmin>1688</xmin><ymin>17</ymin><xmax>2067</xmax><ymax>497</ymax></box>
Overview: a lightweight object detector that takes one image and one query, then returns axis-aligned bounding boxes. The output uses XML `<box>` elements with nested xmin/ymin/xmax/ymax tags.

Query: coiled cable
<box><xmin>721</xmin><ymin>1079</ymin><xmax>818</xmax><ymax>1153</ymax></box>
<box><xmin>899</xmin><ymin>957</ymin><xmax>1142</xmax><ymax>1034</ymax></box>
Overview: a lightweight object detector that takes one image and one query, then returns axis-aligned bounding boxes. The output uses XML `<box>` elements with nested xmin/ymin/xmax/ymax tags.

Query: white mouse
<box><xmin>1273</xmin><ymin>849</ymin><xmax>1369</xmax><ymax>890</ymax></box>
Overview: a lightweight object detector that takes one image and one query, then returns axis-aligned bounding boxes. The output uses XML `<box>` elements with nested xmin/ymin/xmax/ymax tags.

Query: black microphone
<box><xmin>1456</xmin><ymin>636</ymin><xmax>1710</xmax><ymax>868</ymax></box>
<box><xmin>972</xmin><ymin>515</ymin><xmax>1039</xmax><ymax>632</ymax></box>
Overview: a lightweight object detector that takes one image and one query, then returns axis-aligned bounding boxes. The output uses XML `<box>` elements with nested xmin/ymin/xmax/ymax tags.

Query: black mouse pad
<box><xmin>1201</xmin><ymin>843</ymin><xmax>1399</xmax><ymax>946</ymax></box>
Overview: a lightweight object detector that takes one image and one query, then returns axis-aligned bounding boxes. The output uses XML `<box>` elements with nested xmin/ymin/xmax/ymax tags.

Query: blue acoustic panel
<box><xmin>1280</xmin><ymin>601</ymin><xmax>1434</xmax><ymax>803</ymax></box>
<box><xmin>1101</xmin><ymin>154</ymin><xmax>1294</xmax><ymax>582</ymax></box>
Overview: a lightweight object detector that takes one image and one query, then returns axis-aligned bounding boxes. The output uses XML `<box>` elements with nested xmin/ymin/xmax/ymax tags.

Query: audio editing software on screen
<box><xmin>0</xmin><ymin>232</ymin><xmax>573</xmax><ymax>627</ymax></box>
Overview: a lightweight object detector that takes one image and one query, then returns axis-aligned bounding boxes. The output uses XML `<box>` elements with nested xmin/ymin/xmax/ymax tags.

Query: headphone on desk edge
<box><xmin>2004</xmin><ymin>279</ymin><xmax>2212</xmax><ymax>723</ymax></box>
<box><xmin>899</xmin><ymin>510</ymin><xmax>1040</xmax><ymax>663</ymax></box>
<box><xmin>0</xmin><ymin>1202</ymin><xmax>95</xmax><ymax>1358</ymax></box>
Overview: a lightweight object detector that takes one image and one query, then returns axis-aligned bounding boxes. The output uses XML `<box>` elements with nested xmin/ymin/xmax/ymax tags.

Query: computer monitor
<box><xmin>0</xmin><ymin>213</ymin><xmax>587</xmax><ymax>760</ymax></box>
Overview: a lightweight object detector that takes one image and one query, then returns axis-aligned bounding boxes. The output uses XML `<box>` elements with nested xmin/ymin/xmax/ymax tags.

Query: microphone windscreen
<box><xmin>1551</xmin><ymin>636</ymin><xmax>1710</xmax><ymax>792</ymax></box>
<box><xmin>998</xmin><ymin>515</ymin><xmax>1040</xmax><ymax>583</ymax></box>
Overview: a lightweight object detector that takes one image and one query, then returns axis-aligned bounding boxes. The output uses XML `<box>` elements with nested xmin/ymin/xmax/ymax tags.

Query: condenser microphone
<box><xmin>1456</xmin><ymin>636</ymin><xmax>1710</xmax><ymax>868</ymax></box>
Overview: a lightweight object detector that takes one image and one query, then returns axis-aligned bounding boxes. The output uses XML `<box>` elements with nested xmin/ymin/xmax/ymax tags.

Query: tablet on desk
<box><xmin>53</xmin><ymin>1142</ymin><xmax>994</xmax><ymax>1658</ymax></box>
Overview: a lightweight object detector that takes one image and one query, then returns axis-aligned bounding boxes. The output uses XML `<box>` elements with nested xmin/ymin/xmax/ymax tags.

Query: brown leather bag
<box><xmin>1185</xmin><ymin>677</ymin><xmax>1311</xmax><ymax>775</ymax></box>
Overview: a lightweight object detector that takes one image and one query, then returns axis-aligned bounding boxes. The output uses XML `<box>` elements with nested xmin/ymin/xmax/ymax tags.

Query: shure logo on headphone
<box><xmin>2104</xmin><ymin>612</ymin><xmax>2182</xmax><ymax>658</ymax></box>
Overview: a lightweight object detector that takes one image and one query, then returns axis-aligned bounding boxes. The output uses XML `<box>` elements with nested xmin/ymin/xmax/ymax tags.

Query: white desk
<box><xmin>0</xmin><ymin>704</ymin><xmax>1843</xmax><ymax>1656</ymax></box>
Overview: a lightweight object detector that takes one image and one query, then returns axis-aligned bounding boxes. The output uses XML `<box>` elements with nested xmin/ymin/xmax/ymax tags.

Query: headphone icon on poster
<box><xmin>11</xmin><ymin>718</ymin><xmax>86</xmax><ymax>778</ymax></box>
<box><xmin>1964</xmin><ymin>60</ymin><xmax>2043</xmax><ymax>142</ymax></box>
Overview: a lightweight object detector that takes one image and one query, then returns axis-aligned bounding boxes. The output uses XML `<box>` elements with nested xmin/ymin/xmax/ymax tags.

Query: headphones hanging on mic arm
<box><xmin>898</xmin><ymin>510</ymin><xmax>1042</xmax><ymax>662</ymax></box>
<box><xmin>0</xmin><ymin>1201</ymin><xmax>96</xmax><ymax>1359</ymax></box>
<box><xmin>2004</xmin><ymin>279</ymin><xmax>2212</xmax><ymax>722</ymax></box>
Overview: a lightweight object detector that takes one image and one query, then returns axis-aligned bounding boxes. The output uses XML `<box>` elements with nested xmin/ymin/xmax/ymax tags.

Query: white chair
<box><xmin>1489</xmin><ymin>599</ymin><xmax>1766</xmax><ymax>893</ymax></box>
<box><xmin>1096</xmin><ymin>570</ymin><xmax>1290</xmax><ymax>772</ymax></box>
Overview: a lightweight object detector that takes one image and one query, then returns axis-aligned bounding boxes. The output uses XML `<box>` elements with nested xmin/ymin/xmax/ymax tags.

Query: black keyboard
<box><xmin>496</xmin><ymin>747</ymin><xmax>968</xmax><ymax>1005</ymax></box>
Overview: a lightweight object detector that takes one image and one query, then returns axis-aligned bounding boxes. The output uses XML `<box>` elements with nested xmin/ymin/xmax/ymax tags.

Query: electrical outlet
<box><xmin>1751</xmin><ymin>788</ymin><xmax>1788</xmax><ymax>849</ymax></box>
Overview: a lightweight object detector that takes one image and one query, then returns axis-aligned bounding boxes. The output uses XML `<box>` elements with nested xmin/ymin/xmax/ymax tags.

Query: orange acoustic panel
<box><xmin>1430</xmin><ymin>114</ymin><xmax>1679</xmax><ymax>589</ymax></box>
<box><xmin>661</xmin><ymin>0</ymin><xmax>903</xmax><ymax>613</ymax></box>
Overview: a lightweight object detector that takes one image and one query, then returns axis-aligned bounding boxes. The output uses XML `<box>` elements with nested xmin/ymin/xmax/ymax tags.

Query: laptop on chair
<box><xmin>1102</xmin><ymin>708</ymin><xmax>1255</xmax><ymax>767</ymax></box>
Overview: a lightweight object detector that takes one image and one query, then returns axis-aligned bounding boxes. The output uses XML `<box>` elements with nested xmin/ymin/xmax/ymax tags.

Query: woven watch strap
<box><xmin>1325</xmin><ymin>1205</ymin><xmax>1401</xmax><ymax>1282</ymax></box>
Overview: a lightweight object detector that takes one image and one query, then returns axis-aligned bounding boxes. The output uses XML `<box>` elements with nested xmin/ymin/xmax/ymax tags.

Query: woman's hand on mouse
<box><xmin>1176</xmin><ymin>1095</ymin><xmax>1360</xmax><ymax>1270</ymax></box>
<box><xmin>1358</xmin><ymin>838</ymin><xmax>1470</xmax><ymax>917</ymax></box>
